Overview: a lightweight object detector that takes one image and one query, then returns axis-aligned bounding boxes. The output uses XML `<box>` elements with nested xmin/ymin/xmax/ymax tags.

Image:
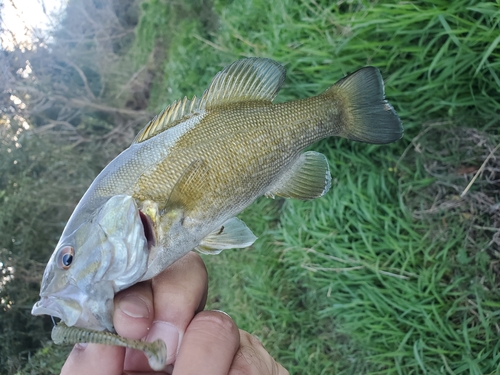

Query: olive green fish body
<box><xmin>130</xmin><ymin>97</ymin><xmax>348</xmax><ymax>278</ymax></box>
<box><xmin>33</xmin><ymin>57</ymin><xmax>403</xmax><ymax>331</ymax></box>
<box><xmin>134</xmin><ymin>101</ymin><xmax>326</xmax><ymax>212</ymax></box>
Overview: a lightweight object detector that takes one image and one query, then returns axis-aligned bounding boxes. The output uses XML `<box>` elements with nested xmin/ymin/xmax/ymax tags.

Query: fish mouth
<box><xmin>32</xmin><ymin>293</ymin><xmax>108</xmax><ymax>331</ymax></box>
<box><xmin>32</xmin><ymin>296</ymin><xmax>82</xmax><ymax>327</ymax></box>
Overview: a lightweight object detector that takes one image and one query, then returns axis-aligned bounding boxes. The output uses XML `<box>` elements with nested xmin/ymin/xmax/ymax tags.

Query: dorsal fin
<box><xmin>132</xmin><ymin>58</ymin><xmax>285</xmax><ymax>144</ymax></box>
<box><xmin>200</xmin><ymin>57</ymin><xmax>286</xmax><ymax>108</ymax></box>
<box><xmin>133</xmin><ymin>96</ymin><xmax>202</xmax><ymax>144</ymax></box>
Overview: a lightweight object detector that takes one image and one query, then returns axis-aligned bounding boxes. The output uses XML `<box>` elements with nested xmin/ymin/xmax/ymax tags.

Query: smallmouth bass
<box><xmin>32</xmin><ymin>58</ymin><xmax>403</xmax><ymax>331</ymax></box>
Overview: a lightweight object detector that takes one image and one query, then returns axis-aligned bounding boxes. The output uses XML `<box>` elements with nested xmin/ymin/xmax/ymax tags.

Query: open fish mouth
<box><xmin>32</xmin><ymin>295</ymin><xmax>82</xmax><ymax>327</ymax></box>
<box><xmin>33</xmin><ymin>294</ymin><xmax>108</xmax><ymax>330</ymax></box>
<box><xmin>32</xmin><ymin>281</ymin><xmax>110</xmax><ymax>330</ymax></box>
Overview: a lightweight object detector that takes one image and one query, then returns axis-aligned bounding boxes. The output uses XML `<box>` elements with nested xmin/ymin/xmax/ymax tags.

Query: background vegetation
<box><xmin>0</xmin><ymin>0</ymin><xmax>498</xmax><ymax>374</ymax></box>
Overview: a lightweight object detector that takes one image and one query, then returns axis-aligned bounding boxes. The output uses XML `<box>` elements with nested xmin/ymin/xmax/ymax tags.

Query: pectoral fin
<box><xmin>195</xmin><ymin>217</ymin><xmax>257</xmax><ymax>255</ymax></box>
<box><xmin>165</xmin><ymin>159</ymin><xmax>209</xmax><ymax>211</ymax></box>
<box><xmin>265</xmin><ymin>151</ymin><xmax>331</xmax><ymax>200</ymax></box>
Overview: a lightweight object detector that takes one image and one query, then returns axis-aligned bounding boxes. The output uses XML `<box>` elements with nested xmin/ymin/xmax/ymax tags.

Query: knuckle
<box><xmin>179</xmin><ymin>252</ymin><xmax>208</xmax><ymax>280</ymax></box>
<box><xmin>231</xmin><ymin>331</ymin><xmax>289</xmax><ymax>375</ymax></box>
<box><xmin>192</xmin><ymin>310</ymin><xmax>239</xmax><ymax>341</ymax></box>
<box><xmin>274</xmin><ymin>361</ymin><xmax>289</xmax><ymax>375</ymax></box>
<box><xmin>240</xmin><ymin>330</ymin><xmax>264</xmax><ymax>348</ymax></box>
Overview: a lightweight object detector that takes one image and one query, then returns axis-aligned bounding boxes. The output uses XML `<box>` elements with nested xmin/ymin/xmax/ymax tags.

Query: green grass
<box><xmin>146</xmin><ymin>0</ymin><xmax>500</xmax><ymax>130</ymax></box>
<box><xmin>19</xmin><ymin>0</ymin><xmax>500</xmax><ymax>373</ymax></box>
<box><xmin>140</xmin><ymin>0</ymin><xmax>499</xmax><ymax>373</ymax></box>
<box><xmin>203</xmin><ymin>135</ymin><xmax>500</xmax><ymax>374</ymax></box>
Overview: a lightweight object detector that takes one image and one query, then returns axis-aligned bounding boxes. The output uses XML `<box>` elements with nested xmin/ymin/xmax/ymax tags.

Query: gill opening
<box><xmin>139</xmin><ymin>211</ymin><xmax>156</xmax><ymax>249</ymax></box>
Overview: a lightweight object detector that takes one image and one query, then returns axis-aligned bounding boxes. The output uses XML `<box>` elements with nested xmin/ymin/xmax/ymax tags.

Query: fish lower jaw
<box><xmin>31</xmin><ymin>300</ymin><xmax>60</xmax><ymax>318</ymax></box>
<box><xmin>32</xmin><ymin>297</ymin><xmax>80</xmax><ymax>327</ymax></box>
<box><xmin>32</xmin><ymin>296</ymin><xmax>106</xmax><ymax>331</ymax></box>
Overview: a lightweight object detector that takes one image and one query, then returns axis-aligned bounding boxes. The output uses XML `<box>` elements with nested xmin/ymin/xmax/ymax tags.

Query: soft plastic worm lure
<box><xmin>51</xmin><ymin>322</ymin><xmax>167</xmax><ymax>371</ymax></box>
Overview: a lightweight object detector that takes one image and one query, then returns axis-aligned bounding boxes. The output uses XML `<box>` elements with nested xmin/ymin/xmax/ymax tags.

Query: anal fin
<box><xmin>265</xmin><ymin>151</ymin><xmax>331</xmax><ymax>200</ymax></box>
<box><xmin>195</xmin><ymin>217</ymin><xmax>257</xmax><ymax>255</ymax></box>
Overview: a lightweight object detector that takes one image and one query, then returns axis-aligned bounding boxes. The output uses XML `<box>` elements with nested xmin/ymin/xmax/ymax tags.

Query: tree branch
<box><xmin>64</xmin><ymin>59</ymin><xmax>96</xmax><ymax>101</ymax></box>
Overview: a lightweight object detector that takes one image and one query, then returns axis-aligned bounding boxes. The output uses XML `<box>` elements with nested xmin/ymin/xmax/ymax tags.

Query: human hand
<box><xmin>61</xmin><ymin>252</ymin><xmax>289</xmax><ymax>375</ymax></box>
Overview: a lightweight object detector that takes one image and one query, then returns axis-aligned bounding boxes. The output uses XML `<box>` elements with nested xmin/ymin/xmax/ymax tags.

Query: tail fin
<box><xmin>327</xmin><ymin>67</ymin><xmax>403</xmax><ymax>144</ymax></box>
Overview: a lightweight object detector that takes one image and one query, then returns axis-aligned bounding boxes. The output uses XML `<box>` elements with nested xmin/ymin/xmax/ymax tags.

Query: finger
<box><xmin>173</xmin><ymin>310</ymin><xmax>240</xmax><ymax>375</ymax></box>
<box><xmin>62</xmin><ymin>280</ymin><xmax>152</xmax><ymax>374</ymax></box>
<box><xmin>61</xmin><ymin>343</ymin><xmax>125</xmax><ymax>375</ymax></box>
<box><xmin>230</xmin><ymin>331</ymin><xmax>289</xmax><ymax>375</ymax></box>
<box><xmin>123</xmin><ymin>252</ymin><xmax>208</xmax><ymax>371</ymax></box>
<box><xmin>150</xmin><ymin>251</ymin><xmax>208</xmax><ymax>328</ymax></box>
<box><xmin>114</xmin><ymin>279</ymin><xmax>154</xmax><ymax>339</ymax></box>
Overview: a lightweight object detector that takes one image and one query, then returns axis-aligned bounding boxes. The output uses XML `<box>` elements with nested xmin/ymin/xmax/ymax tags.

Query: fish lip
<box><xmin>33</xmin><ymin>283</ymin><xmax>115</xmax><ymax>331</ymax></box>
<box><xmin>32</xmin><ymin>295</ymin><xmax>107</xmax><ymax>330</ymax></box>
<box><xmin>31</xmin><ymin>299</ymin><xmax>59</xmax><ymax>317</ymax></box>
<box><xmin>32</xmin><ymin>296</ymin><xmax>81</xmax><ymax>327</ymax></box>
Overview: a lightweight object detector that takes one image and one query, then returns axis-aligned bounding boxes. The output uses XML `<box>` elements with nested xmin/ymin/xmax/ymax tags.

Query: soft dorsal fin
<box><xmin>133</xmin><ymin>96</ymin><xmax>202</xmax><ymax>144</ymax></box>
<box><xmin>200</xmin><ymin>57</ymin><xmax>286</xmax><ymax>108</ymax></box>
<box><xmin>132</xmin><ymin>58</ymin><xmax>285</xmax><ymax>144</ymax></box>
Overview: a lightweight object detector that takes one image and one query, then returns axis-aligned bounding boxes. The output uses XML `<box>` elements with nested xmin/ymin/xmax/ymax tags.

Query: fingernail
<box><xmin>146</xmin><ymin>321</ymin><xmax>180</xmax><ymax>365</ymax></box>
<box><xmin>213</xmin><ymin>310</ymin><xmax>232</xmax><ymax>319</ymax></box>
<box><xmin>119</xmin><ymin>295</ymin><xmax>150</xmax><ymax>319</ymax></box>
<box><xmin>75</xmin><ymin>343</ymin><xmax>88</xmax><ymax>351</ymax></box>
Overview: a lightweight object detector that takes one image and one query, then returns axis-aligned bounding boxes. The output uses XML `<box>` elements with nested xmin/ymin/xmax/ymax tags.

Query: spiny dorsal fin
<box><xmin>133</xmin><ymin>58</ymin><xmax>285</xmax><ymax>144</ymax></box>
<box><xmin>133</xmin><ymin>96</ymin><xmax>202</xmax><ymax>144</ymax></box>
<box><xmin>200</xmin><ymin>57</ymin><xmax>286</xmax><ymax>108</ymax></box>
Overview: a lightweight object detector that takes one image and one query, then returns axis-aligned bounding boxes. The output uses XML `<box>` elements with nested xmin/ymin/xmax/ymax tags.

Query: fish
<box><xmin>32</xmin><ymin>57</ymin><xmax>403</xmax><ymax>332</ymax></box>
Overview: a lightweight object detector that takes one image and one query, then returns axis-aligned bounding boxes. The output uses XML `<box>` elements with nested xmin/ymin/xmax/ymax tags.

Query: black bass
<box><xmin>32</xmin><ymin>58</ymin><xmax>403</xmax><ymax>331</ymax></box>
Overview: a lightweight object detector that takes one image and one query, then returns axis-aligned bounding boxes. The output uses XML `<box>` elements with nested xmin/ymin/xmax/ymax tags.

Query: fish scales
<box><xmin>134</xmin><ymin>97</ymin><xmax>342</xmax><ymax>216</ymax></box>
<box><xmin>32</xmin><ymin>58</ymin><xmax>403</xmax><ymax>333</ymax></box>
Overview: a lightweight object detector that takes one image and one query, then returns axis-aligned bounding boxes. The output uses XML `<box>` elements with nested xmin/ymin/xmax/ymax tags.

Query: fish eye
<box><xmin>57</xmin><ymin>246</ymin><xmax>75</xmax><ymax>270</ymax></box>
